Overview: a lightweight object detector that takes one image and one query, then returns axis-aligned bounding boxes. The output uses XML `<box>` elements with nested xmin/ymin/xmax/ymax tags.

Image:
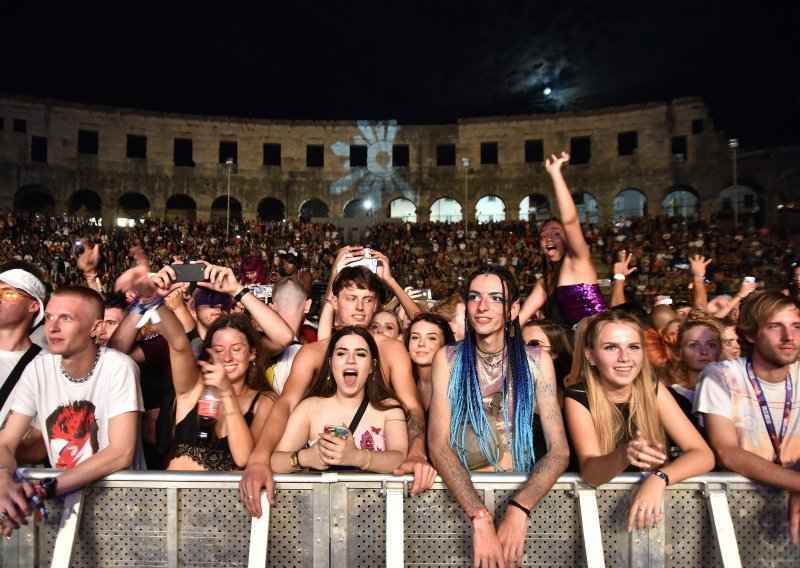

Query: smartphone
<box><xmin>744</xmin><ymin>276</ymin><xmax>755</xmax><ymax>284</ymax></box>
<box><xmin>324</xmin><ymin>425</ymin><xmax>348</xmax><ymax>438</ymax></box>
<box><xmin>414</xmin><ymin>288</ymin><xmax>433</xmax><ymax>300</ymax></box>
<box><xmin>351</xmin><ymin>250</ymin><xmax>378</xmax><ymax>273</ymax></box>
<box><xmin>171</xmin><ymin>263</ymin><xmax>206</xmax><ymax>283</ymax></box>
<box><xmin>251</xmin><ymin>284</ymin><xmax>273</xmax><ymax>301</ymax></box>
<box><xmin>72</xmin><ymin>239</ymin><xmax>85</xmax><ymax>257</ymax></box>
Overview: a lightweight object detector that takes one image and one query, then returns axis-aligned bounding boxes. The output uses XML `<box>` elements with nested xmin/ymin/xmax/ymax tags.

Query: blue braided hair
<box><xmin>448</xmin><ymin>265</ymin><xmax>538</xmax><ymax>471</ymax></box>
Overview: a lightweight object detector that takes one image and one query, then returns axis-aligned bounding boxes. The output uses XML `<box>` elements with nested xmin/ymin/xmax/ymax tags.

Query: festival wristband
<box><xmin>233</xmin><ymin>288</ymin><xmax>250</xmax><ymax>304</ymax></box>
<box><xmin>470</xmin><ymin>507</ymin><xmax>492</xmax><ymax>523</ymax></box>
<box><xmin>613</xmin><ymin>274</ymin><xmax>626</xmax><ymax>281</ymax></box>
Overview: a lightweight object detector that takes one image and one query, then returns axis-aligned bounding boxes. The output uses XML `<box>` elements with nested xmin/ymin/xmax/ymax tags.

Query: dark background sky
<box><xmin>2</xmin><ymin>1</ymin><xmax>798</xmax><ymax>147</ymax></box>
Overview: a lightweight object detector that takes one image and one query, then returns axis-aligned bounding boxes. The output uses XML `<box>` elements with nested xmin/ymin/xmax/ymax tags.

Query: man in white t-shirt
<box><xmin>0</xmin><ymin>286</ymin><xmax>143</xmax><ymax>535</ymax></box>
<box><xmin>694</xmin><ymin>292</ymin><xmax>800</xmax><ymax>542</ymax></box>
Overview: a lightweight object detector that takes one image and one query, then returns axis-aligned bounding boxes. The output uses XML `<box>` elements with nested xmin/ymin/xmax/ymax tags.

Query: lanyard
<box><xmin>745</xmin><ymin>358</ymin><xmax>792</xmax><ymax>465</ymax></box>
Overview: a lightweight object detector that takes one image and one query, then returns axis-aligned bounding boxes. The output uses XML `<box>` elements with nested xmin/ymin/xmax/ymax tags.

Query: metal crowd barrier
<box><xmin>0</xmin><ymin>470</ymin><xmax>797</xmax><ymax>567</ymax></box>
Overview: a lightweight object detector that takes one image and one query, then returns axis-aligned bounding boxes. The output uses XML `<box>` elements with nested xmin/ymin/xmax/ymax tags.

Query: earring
<box><xmin>326</xmin><ymin>372</ymin><xmax>331</xmax><ymax>381</ymax></box>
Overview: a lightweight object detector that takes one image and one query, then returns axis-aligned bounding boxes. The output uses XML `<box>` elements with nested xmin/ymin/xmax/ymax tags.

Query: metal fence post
<box><xmin>247</xmin><ymin>492</ymin><xmax>270</xmax><ymax>568</ymax></box>
<box><xmin>50</xmin><ymin>490</ymin><xmax>84</xmax><ymax>568</ymax></box>
<box><xmin>384</xmin><ymin>480</ymin><xmax>405</xmax><ymax>568</ymax></box>
<box><xmin>705</xmin><ymin>488</ymin><xmax>742</xmax><ymax>568</ymax></box>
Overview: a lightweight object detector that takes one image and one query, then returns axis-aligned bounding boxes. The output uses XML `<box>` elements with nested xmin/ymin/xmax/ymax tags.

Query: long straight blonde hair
<box><xmin>570</xmin><ymin>311</ymin><xmax>665</xmax><ymax>455</ymax></box>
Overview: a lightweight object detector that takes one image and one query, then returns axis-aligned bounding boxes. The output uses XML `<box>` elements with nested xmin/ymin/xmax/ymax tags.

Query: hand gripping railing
<box><xmin>3</xmin><ymin>470</ymin><xmax>794</xmax><ymax>567</ymax></box>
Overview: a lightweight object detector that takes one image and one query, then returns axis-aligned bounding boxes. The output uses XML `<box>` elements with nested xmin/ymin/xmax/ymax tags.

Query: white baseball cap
<box><xmin>0</xmin><ymin>269</ymin><xmax>47</xmax><ymax>327</ymax></box>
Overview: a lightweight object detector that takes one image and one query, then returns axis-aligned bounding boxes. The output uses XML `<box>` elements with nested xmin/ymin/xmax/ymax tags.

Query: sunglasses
<box><xmin>0</xmin><ymin>288</ymin><xmax>34</xmax><ymax>303</ymax></box>
<box><xmin>526</xmin><ymin>339</ymin><xmax>551</xmax><ymax>352</ymax></box>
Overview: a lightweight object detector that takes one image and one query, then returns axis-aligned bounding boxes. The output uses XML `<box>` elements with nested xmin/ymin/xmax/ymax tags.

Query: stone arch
<box><xmin>14</xmin><ymin>184</ymin><xmax>55</xmax><ymax>214</ymax></box>
<box><xmin>715</xmin><ymin>183</ymin><xmax>763</xmax><ymax>226</ymax></box>
<box><xmin>211</xmin><ymin>195</ymin><xmax>242</xmax><ymax>220</ymax></box>
<box><xmin>299</xmin><ymin>198</ymin><xmax>330</xmax><ymax>221</ymax></box>
<box><xmin>117</xmin><ymin>192</ymin><xmax>151</xmax><ymax>223</ymax></box>
<box><xmin>257</xmin><ymin>198</ymin><xmax>286</xmax><ymax>222</ymax></box>
<box><xmin>519</xmin><ymin>194</ymin><xmax>550</xmax><ymax>222</ymax></box>
<box><xmin>387</xmin><ymin>197</ymin><xmax>417</xmax><ymax>222</ymax></box>
<box><xmin>343</xmin><ymin>198</ymin><xmax>375</xmax><ymax>218</ymax></box>
<box><xmin>614</xmin><ymin>188</ymin><xmax>647</xmax><ymax>219</ymax></box>
<box><xmin>661</xmin><ymin>186</ymin><xmax>699</xmax><ymax>218</ymax></box>
<box><xmin>779</xmin><ymin>173</ymin><xmax>800</xmax><ymax>210</ymax></box>
<box><xmin>68</xmin><ymin>189</ymin><xmax>102</xmax><ymax>218</ymax></box>
<box><xmin>429</xmin><ymin>197</ymin><xmax>463</xmax><ymax>223</ymax></box>
<box><xmin>573</xmin><ymin>192</ymin><xmax>600</xmax><ymax>225</ymax></box>
<box><xmin>165</xmin><ymin>194</ymin><xmax>197</xmax><ymax>221</ymax></box>
<box><xmin>475</xmin><ymin>195</ymin><xmax>506</xmax><ymax>223</ymax></box>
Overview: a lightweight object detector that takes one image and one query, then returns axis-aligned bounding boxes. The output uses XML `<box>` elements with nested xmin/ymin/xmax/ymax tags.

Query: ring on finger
<box><xmin>632</xmin><ymin>441</ymin><xmax>640</xmax><ymax>449</ymax></box>
<box><xmin>0</xmin><ymin>512</ymin><xmax>6</xmax><ymax>521</ymax></box>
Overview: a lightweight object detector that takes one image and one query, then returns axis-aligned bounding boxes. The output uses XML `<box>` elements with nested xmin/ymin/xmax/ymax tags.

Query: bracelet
<box><xmin>508</xmin><ymin>499</ymin><xmax>531</xmax><ymax>518</ymax></box>
<box><xmin>693</xmin><ymin>274</ymin><xmax>705</xmax><ymax>279</ymax></box>
<box><xmin>233</xmin><ymin>288</ymin><xmax>250</xmax><ymax>304</ymax></box>
<box><xmin>360</xmin><ymin>449</ymin><xmax>371</xmax><ymax>471</ymax></box>
<box><xmin>613</xmin><ymin>273</ymin><xmax>626</xmax><ymax>281</ymax></box>
<box><xmin>470</xmin><ymin>507</ymin><xmax>492</xmax><ymax>523</ymax></box>
<box><xmin>653</xmin><ymin>470</ymin><xmax>670</xmax><ymax>486</ymax></box>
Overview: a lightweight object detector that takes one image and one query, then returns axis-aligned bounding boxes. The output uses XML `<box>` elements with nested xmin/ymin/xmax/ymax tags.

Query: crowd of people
<box><xmin>0</xmin><ymin>151</ymin><xmax>798</xmax><ymax>566</ymax></box>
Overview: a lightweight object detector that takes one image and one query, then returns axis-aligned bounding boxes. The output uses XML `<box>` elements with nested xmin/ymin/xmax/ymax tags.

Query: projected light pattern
<box><xmin>330</xmin><ymin>121</ymin><xmax>417</xmax><ymax>207</ymax></box>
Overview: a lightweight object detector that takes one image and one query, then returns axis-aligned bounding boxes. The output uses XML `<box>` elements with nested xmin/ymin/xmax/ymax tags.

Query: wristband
<box><xmin>233</xmin><ymin>288</ymin><xmax>250</xmax><ymax>304</ymax></box>
<box><xmin>508</xmin><ymin>499</ymin><xmax>531</xmax><ymax>518</ymax></box>
<box><xmin>613</xmin><ymin>273</ymin><xmax>626</xmax><ymax>281</ymax></box>
<box><xmin>470</xmin><ymin>507</ymin><xmax>492</xmax><ymax>523</ymax></box>
<box><xmin>653</xmin><ymin>470</ymin><xmax>670</xmax><ymax>486</ymax></box>
<box><xmin>693</xmin><ymin>274</ymin><xmax>705</xmax><ymax>279</ymax></box>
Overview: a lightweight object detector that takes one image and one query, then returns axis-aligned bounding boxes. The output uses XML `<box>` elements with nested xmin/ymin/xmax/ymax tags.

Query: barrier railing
<box><xmin>0</xmin><ymin>470</ymin><xmax>797</xmax><ymax>567</ymax></box>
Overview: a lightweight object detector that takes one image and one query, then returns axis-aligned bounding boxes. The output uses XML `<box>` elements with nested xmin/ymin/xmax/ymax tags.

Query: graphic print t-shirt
<box><xmin>10</xmin><ymin>347</ymin><xmax>143</xmax><ymax>469</ymax></box>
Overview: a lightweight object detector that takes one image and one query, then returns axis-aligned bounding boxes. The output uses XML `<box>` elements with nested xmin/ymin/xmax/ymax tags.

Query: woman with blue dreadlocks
<box><xmin>428</xmin><ymin>265</ymin><xmax>569</xmax><ymax>568</ymax></box>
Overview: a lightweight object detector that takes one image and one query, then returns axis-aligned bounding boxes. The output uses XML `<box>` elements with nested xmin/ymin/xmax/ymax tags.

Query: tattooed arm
<box><xmin>496</xmin><ymin>351</ymin><xmax>569</xmax><ymax>566</ymax></box>
<box><xmin>428</xmin><ymin>348</ymin><xmax>505</xmax><ymax>567</ymax></box>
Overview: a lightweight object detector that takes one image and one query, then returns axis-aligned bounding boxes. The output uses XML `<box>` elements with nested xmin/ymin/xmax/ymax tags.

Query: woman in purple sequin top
<box><xmin>519</xmin><ymin>152</ymin><xmax>609</xmax><ymax>327</ymax></box>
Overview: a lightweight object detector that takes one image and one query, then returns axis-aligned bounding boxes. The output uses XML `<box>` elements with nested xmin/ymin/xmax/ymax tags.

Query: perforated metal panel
<box><xmin>346</xmin><ymin>487</ymin><xmax>386</xmax><ymax>566</ymax></box>
<box><xmin>728</xmin><ymin>487</ymin><xmax>800</xmax><ymax>567</ymax></box>
<box><xmin>268</xmin><ymin>487</ymin><xmax>316</xmax><ymax>567</ymax></box>
<box><xmin>36</xmin><ymin>494</ymin><xmax>65</xmax><ymax>567</ymax></box>
<box><xmin>404</xmin><ymin>486</ymin><xmax>480</xmax><ymax>565</ymax></box>
<box><xmin>597</xmin><ymin>488</ymin><xmax>632</xmax><ymax>567</ymax></box>
<box><xmin>178</xmin><ymin>488</ymin><xmax>251</xmax><ymax>566</ymax></box>
<box><xmin>664</xmin><ymin>488</ymin><xmax>721</xmax><ymax>567</ymax></box>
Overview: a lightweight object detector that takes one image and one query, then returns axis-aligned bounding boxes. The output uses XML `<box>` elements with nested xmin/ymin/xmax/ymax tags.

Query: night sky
<box><xmin>2</xmin><ymin>1</ymin><xmax>798</xmax><ymax>147</ymax></box>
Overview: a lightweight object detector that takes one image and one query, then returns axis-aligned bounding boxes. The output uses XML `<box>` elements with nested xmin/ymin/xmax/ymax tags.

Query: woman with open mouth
<box><xmin>519</xmin><ymin>152</ymin><xmax>609</xmax><ymax>328</ymax></box>
<box><xmin>271</xmin><ymin>326</ymin><xmax>409</xmax><ymax>473</ymax></box>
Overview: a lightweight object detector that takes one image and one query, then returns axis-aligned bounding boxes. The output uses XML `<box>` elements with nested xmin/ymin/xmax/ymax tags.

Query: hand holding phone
<box><xmin>170</xmin><ymin>263</ymin><xmax>206</xmax><ymax>283</ymax></box>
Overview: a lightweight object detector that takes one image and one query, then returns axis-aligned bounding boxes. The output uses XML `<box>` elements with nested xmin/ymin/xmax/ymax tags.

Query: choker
<box><xmin>476</xmin><ymin>346</ymin><xmax>506</xmax><ymax>368</ymax></box>
<box><xmin>61</xmin><ymin>346</ymin><xmax>101</xmax><ymax>384</ymax></box>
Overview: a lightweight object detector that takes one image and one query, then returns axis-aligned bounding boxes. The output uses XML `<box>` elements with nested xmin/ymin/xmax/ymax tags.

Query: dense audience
<box><xmin>1</xmin><ymin>152</ymin><xmax>799</xmax><ymax>563</ymax></box>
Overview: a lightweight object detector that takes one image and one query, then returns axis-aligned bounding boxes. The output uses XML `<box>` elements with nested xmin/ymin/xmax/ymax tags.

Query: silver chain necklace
<box><xmin>61</xmin><ymin>347</ymin><xmax>101</xmax><ymax>383</ymax></box>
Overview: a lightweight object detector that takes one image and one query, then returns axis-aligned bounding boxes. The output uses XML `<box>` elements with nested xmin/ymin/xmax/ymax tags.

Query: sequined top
<box><xmin>555</xmin><ymin>283</ymin><xmax>609</xmax><ymax>326</ymax></box>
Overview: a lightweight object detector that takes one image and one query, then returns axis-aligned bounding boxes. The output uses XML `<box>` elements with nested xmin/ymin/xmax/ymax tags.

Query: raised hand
<box><xmin>614</xmin><ymin>250</ymin><xmax>638</xmax><ymax>277</ymax></box>
<box><xmin>689</xmin><ymin>255</ymin><xmax>712</xmax><ymax>277</ymax></box>
<box><xmin>545</xmin><ymin>152</ymin><xmax>570</xmax><ymax>174</ymax></box>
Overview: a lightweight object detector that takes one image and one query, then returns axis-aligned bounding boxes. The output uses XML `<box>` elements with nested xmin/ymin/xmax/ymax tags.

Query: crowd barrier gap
<box><xmin>0</xmin><ymin>470</ymin><xmax>797</xmax><ymax>567</ymax></box>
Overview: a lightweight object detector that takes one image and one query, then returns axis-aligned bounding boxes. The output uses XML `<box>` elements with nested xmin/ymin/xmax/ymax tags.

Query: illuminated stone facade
<box><xmin>0</xmin><ymin>95</ymin><xmax>797</xmax><ymax>228</ymax></box>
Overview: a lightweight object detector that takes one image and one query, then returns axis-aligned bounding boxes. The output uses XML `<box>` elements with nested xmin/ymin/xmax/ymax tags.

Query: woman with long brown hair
<box><xmin>564</xmin><ymin>311</ymin><xmax>713</xmax><ymax>532</ymax></box>
<box><xmin>271</xmin><ymin>326</ymin><xmax>408</xmax><ymax>473</ymax></box>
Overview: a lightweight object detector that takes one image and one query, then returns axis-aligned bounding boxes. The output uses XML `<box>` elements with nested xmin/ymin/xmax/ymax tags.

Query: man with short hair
<box><xmin>240</xmin><ymin>260</ymin><xmax>436</xmax><ymax>516</ymax></box>
<box><xmin>95</xmin><ymin>294</ymin><xmax>127</xmax><ymax>346</ymax></box>
<box><xmin>0</xmin><ymin>286</ymin><xmax>143</xmax><ymax>535</ymax></box>
<box><xmin>266</xmin><ymin>277</ymin><xmax>311</xmax><ymax>394</ymax></box>
<box><xmin>695</xmin><ymin>291</ymin><xmax>800</xmax><ymax>542</ymax></box>
<box><xmin>429</xmin><ymin>266</ymin><xmax>569</xmax><ymax>567</ymax></box>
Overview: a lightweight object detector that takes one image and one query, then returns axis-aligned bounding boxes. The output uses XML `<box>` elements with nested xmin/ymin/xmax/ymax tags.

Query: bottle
<box><xmin>196</xmin><ymin>388</ymin><xmax>220</xmax><ymax>446</ymax></box>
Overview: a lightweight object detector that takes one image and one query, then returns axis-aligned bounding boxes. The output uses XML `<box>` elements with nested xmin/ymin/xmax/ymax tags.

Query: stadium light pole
<box><xmin>225</xmin><ymin>157</ymin><xmax>234</xmax><ymax>238</ymax></box>
<box><xmin>728</xmin><ymin>139</ymin><xmax>739</xmax><ymax>228</ymax></box>
<box><xmin>462</xmin><ymin>157</ymin><xmax>470</xmax><ymax>235</ymax></box>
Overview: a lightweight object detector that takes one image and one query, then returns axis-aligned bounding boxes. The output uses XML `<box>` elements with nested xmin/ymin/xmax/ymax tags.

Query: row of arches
<box><xmin>13</xmin><ymin>184</ymin><xmax>768</xmax><ymax>225</ymax></box>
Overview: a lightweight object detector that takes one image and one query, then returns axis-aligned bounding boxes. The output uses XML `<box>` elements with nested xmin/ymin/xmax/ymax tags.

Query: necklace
<box><xmin>61</xmin><ymin>346</ymin><xmax>101</xmax><ymax>384</ymax></box>
<box><xmin>476</xmin><ymin>346</ymin><xmax>506</xmax><ymax>368</ymax></box>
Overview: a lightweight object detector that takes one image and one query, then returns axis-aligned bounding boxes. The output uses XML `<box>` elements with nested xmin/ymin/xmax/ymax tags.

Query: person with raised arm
<box><xmin>239</xmin><ymin>253</ymin><xmax>436</xmax><ymax>517</ymax></box>
<box><xmin>428</xmin><ymin>265</ymin><xmax>568</xmax><ymax>567</ymax></box>
<box><xmin>518</xmin><ymin>152</ymin><xmax>608</xmax><ymax>328</ymax></box>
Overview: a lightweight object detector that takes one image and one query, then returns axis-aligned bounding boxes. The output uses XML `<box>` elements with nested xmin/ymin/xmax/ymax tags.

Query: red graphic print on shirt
<box><xmin>45</xmin><ymin>401</ymin><xmax>99</xmax><ymax>469</ymax></box>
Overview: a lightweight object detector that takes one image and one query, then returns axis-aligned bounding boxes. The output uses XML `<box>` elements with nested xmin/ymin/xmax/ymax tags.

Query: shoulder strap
<box><xmin>0</xmin><ymin>344</ymin><xmax>42</xmax><ymax>409</ymax></box>
<box><xmin>347</xmin><ymin>395</ymin><xmax>370</xmax><ymax>433</ymax></box>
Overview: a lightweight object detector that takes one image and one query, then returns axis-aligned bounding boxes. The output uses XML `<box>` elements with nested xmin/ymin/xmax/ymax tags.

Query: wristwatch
<box><xmin>40</xmin><ymin>476</ymin><xmax>58</xmax><ymax>499</ymax></box>
<box><xmin>289</xmin><ymin>450</ymin><xmax>303</xmax><ymax>472</ymax></box>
